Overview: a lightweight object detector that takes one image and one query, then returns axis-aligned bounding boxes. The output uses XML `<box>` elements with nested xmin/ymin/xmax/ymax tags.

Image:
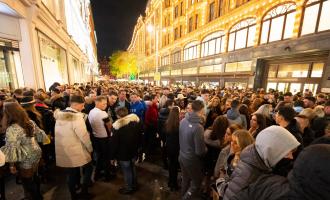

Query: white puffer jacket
<box><xmin>54</xmin><ymin>108</ymin><xmax>93</xmax><ymax>168</ymax></box>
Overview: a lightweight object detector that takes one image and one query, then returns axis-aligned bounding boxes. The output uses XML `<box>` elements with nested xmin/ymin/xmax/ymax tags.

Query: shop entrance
<box><xmin>265</xmin><ymin>58</ymin><xmax>326</xmax><ymax>95</ymax></box>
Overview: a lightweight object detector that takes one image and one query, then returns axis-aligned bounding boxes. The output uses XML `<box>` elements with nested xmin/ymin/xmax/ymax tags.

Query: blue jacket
<box><xmin>130</xmin><ymin>101</ymin><xmax>146</xmax><ymax>121</ymax></box>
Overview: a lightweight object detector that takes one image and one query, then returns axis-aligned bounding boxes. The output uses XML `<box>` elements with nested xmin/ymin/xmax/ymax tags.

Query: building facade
<box><xmin>128</xmin><ymin>0</ymin><xmax>330</xmax><ymax>94</ymax></box>
<box><xmin>99</xmin><ymin>57</ymin><xmax>110</xmax><ymax>76</ymax></box>
<box><xmin>0</xmin><ymin>0</ymin><xmax>98</xmax><ymax>91</ymax></box>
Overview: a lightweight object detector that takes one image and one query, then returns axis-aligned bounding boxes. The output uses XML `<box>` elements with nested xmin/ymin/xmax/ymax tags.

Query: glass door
<box><xmin>0</xmin><ymin>49</ymin><xmax>19</xmax><ymax>90</ymax></box>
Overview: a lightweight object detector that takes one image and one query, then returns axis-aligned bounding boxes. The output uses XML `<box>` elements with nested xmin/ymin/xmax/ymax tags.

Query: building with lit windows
<box><xmin>0</xmin><ymin>0</ymin><xmax>98</xmax><ymax>91</ymax></box>
<box><xmin>128</xmin><ymin>0</ymin><xmax>330</xmax><ymax>94</ymax></box>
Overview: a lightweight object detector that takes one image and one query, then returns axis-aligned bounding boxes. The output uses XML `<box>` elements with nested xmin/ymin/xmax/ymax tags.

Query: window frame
<box><xmin>260</xmin><ymin>3</ymin><xmax>297</xmax><ymax>44</ymax></box>
<box><xmin>300</xmin><ymin>0</ymin><xmax>330</xmax><ymax>36</ymax></box>
<box><xmin>228</xmin><ymin>18</ymin><xmax>256</xmax><ymax>51</ymax></box>
<box><xmin>201</xmin><ymin>33</ymin><xmax>225</xmax><ymax>57</ymax></box>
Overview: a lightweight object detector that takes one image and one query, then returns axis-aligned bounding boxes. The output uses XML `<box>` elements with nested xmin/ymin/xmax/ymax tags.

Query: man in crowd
<box><xmin>144</xmin><ymin>94</ymin><xmax>159</xmax><ymax>158</ymax></box>
<box><xmin>179</xmin><ymin>100</ymin><xmax>206</xmax><ymax>200</ymax></box>
<box><xmin>117</xmin><ymin>89</ymin><xmax>130</xmax><ymax>111</ymax></box>
<box><xmin>88</xmin><ymin>96</ymin><xmax>113</xmax><ymax>181</ymax></box>
<box><xmin>107</xmin><ymin>91</ymin><xmax>119</xmax><ymax>122</ymax></box>
<box><xmin>303</xmin><ymin>96</ymin><xmax>316</xmax><ymax>109</ymax></box>
<box><xmin>276</xmin><ymin>106</ymin><xmax>303</xmax><ymax>157</ymax></box>
<box><xmin>111</xmin><ymin>107</ymin><xmax>143</xmax><ymax>194</ymax></box>
<box><xmin>130</xmin><ymin>93</ymin><xmax>146</xmax><ymax>120</ymax></box>
<box><xmin>283</xmin><ymin>92</ymin><xmax>293</xmax><ymax>105</ymax></box>
<box><xmin>196</xmin><ymin>89</ymin><xmax>210</xmax><ymax>116</ymax></box>
<box><xmin>159</xmin><ymin>87</ymin><xmax>170</xmax><ymax>109</ymax></box>
<box><xmin>54</xmin><ymin>95</ymin><xmax>93</xmax><ymax>199</ymax></box>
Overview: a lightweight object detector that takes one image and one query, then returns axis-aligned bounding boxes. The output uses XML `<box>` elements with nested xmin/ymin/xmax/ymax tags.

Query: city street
<box><xmin>4</xmin><ymin>162</ymin><xmax>180</xmax><ymax>200</ymax></box>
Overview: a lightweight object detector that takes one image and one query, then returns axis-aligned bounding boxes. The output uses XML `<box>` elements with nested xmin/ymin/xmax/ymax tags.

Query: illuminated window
<box><xmin>180</xmin><ymin>1</ymin><xmax>184</xmax><ymax>16</ymax></box>
<box><xmin>174</xmin><ymin>5</ymin><xmax>179</xmax><ymax>18</ymax></box>
<box><xmin>195</xmin><ymin>14</ymin><xmax>199</xmax><ymax>29</ymax></box>
<box><xmin>228</xmin><ymin>18</ymin><xmax>256</xmax><ymax>51</ymax></box>
<box><xmin>201</xmin><ymin>31</ymin><xmax>225</xmax><ymax>57</ymax></box>
<box><xmin>218</xmin><ymin>0</ymin><xmax>223</xmax><ymax>17</ymax></box>
<box><xmin>184</xmin><ymin>41</ymin><xmax>199</xmax><ymax>61</ymax></box>
<box><xmin>161</xmin><ymin>55</ymin><xmax>170</xmax><ymax>66</ymax></box>
<box><xmin>171</xmin><ymin>69</ymin><xmax>181</xmax><ymax>75</ymax></box>
<box><xmin>188</xmin><ymin>17</ymin><xmax>193</xmax><ymax>32</ymax></box>
<box><xmin>172</xmin><ymin>50</ymin><xmax>181</xmax><ymax>64</ymax></box>
<box><xmin>225</xmin><ymin>61</ymin><xmax>252</xmax><ymax>72</ymax></box>
<box><xmin>199</xmin><ymin>64</ymin><xmax>223</xmax><ymax>74</ymax></box>
<box><xmin>174</xmin><ymin>27</ymin><xmax>179</xmax><ymax>40</ymax></box>
<box><xmin>209</xmin><ymin>2</ymin><xmax>215</xmax><ymax>22</ymax></box>
<box><xmin>301</xmin><ymin>0</ymin><xmax>330</xmax><ymax>35</ymax></box>
<box><xmin>311</xmin><ymin>63</ymin><xmax>324</xmax><ymax>77</ymax></box>
<box><xmin>183</xmin><ymin>67</ymin><xmax>197</xmax><ymax>75</ymax></box>
<box><xmin>277</xmin><ymin>64</ymin><xmax>309</xmax><ymax>78</ymax></box>
<box><xmin>260</xmin><ymin>3</ymin><xmax>297</xmax><ymax>44</ymax></box>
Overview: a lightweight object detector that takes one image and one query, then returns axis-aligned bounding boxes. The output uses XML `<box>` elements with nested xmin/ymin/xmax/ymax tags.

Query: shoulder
<box><xmin>113</xmin><ymin>114</ymin><xmax>140</xmax><ymax>130</ymax></box>
<box><xmin>54</xmin><ymin>109</ymin><xmax>83</xmax><ymax>121</ymax></box>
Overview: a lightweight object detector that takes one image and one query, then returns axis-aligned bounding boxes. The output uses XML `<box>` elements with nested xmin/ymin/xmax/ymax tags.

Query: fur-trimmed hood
<box><xmin>54</xmin><ymin>108</ymin><xmax>85</xmax><ymax>121</ymax></box>
<box><xmin>113</xmin><ymin>114</ymin><xmax>140</xmax><ymax>130</ymax></box>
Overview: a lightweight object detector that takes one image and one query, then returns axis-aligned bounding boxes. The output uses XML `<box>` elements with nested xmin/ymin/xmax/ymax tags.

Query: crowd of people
<box><xmin>0</xmin><ymin>81</ymin><xmax>329</xmax><ymax>200</ymax></box>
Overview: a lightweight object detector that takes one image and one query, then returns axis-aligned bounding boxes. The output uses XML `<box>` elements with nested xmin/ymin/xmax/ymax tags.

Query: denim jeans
<box><xmin>67</xmin><ymin>162</ymin><xmax>93</xmax><ymax>195</ymax></box>
<box><xmin>119</xmin><ymin>159</ymin><xmax>137</xmax><ymax>190</ymax></box>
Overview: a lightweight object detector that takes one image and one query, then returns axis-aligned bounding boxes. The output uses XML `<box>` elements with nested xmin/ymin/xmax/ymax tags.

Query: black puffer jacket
<box><xmin>224</xmin><ymin>145</ymin><xmax>289</xmax><ymax>200</ymax></box>
<box><xmin>111</xmin><ymin>114</ymin><xmax>144</xmax><ymax>161</ymax></box>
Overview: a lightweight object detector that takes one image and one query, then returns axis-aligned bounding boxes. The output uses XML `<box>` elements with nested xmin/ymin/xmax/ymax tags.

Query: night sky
<box><xmin>91</xmin><ymin>0</ymin><xmax>148</xmax><ymax>59</ymax></box>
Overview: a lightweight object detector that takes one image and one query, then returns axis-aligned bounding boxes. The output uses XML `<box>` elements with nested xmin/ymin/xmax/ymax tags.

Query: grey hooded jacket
<box><xmin>179</xmin><ymin>112</ymin><xmax>206</xmax><ymax>161</ymax></box>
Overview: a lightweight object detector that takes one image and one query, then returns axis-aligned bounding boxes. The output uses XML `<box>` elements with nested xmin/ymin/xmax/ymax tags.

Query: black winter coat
<box><xmin>111</xmin><ymin>114</ymin><xmax>143</xmax><ymax>161</ymax></box>
<box><xmin>285</xmin><ymin>119</ymin><xmax>304</xmax><ymax>158</ymax></box>
<box><xmin>224</xmin><ymin>145</ymin><xmax>289</xmax><ymax>200</ymax></box>
<box><xmin>166</xmin><ymin>129</ymin><xmax>179</xmax><ymax>156</ymax></box>
<box><xmin>158</xmin><ymin>108</ymin><xmax>170</xmax><ymax>141</ymax></box>
<box><xmin>311</xmin><ymin>115</ymin><xmax>330</xmax><ymax>138</ymax></box>
<box><xmin>35</xmin><ymin>105</ymin><xmax>56</xmax><ymax>137</ymax></box>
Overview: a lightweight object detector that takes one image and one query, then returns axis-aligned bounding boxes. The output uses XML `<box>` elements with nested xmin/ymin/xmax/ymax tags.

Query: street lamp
<box><xmin>147</xmin><ymin>24</ymin><xmax>161</xmax><ymax>86</ymax></box>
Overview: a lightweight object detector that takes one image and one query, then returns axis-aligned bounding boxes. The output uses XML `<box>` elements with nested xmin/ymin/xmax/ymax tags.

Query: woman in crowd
<box><xmin>253</xmin><ymin>104</ymin><xmax>275</xmax><ymax>126</ymax></box>
<box><xmin>216</xmin><ymin>130</ymin><xmax>254</xmax><ymax>198</ymax></box>
<box><xmin>205</xmin><ymin>97</ymin><xmax>223</xmax><ymax>129</ymax></box>
<box><xmin>239</xmin><ymin>104</ymin><xmax>251</xmax><ymax>130</ymax></box>
<box><xmin>0</xmin><ymin>100</ymin><xmax>47</xmax><ymax>200</ymax></box>
<box><xmin>249</xmin><ymin>113</ymin><xmax>267</xmax><ymax>138</ymax></box>
<box><xmin>204</xmin><ymin>116</ymin><xmax>229</xmax><ymax>176</ymax></box>
<box><xmin>295</xmin><ymin>110</ymin><xmax>315</xmax><ymax>147</ymax></box>
<box><xmin>214</xmin><ymin>124</ymin><xmax>243</xmax><ymax>179</ymax></box>
<box><xmin>164</xmin><ymin>106</ymin><xmax>180</xmax><ymax>191</ymax></box>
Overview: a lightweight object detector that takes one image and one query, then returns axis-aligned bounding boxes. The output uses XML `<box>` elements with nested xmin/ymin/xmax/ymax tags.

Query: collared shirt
<box><xmin>88</xmin><ymin>107</ymin><xmax>110</xmax><ymax>138</ymax></box>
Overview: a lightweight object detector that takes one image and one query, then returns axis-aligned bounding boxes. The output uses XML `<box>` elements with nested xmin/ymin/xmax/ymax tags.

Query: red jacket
<box><xmin>145</xmin><ymin>103</ymin><xmax>158</xmax><ymax>128</ymax></box>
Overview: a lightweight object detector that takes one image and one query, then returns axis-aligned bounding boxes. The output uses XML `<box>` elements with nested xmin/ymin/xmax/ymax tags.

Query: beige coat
<box><xmin>54</xmin><ymin>108</ymin><xmax>93</xmax><ymax>168</ymax></box>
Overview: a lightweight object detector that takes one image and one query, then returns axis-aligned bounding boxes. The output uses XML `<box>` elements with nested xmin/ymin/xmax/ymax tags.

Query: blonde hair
<box><xmin>233</xmin><ymin>129</ymin><xmax>255</xmax><ymax>151</ymax></box>
<box><xmin>299</xmin><ymin>108</ymin><xmax>316</xmax><ymax>121</ymax></box>
<box><xmin>253</xmin><ymin>104</ymin><xmax>272</xmax><ymax>117</ymax></box>
<box><xmin>314</xmin><ymin>105</ymin><xmax>325</xmax><ymax>118</ymax></box>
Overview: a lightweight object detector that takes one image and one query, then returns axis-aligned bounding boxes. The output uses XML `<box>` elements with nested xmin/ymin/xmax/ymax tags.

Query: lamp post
<box><xmin>147</xmin><ymin>24</ymin><xmax>161</xmax><ymax>86</ymax></box>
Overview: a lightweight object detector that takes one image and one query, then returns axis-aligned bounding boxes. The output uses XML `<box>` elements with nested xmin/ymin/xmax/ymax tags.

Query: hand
<box><xmin>9</xmin><ymin>166</ymin><xmax>17</xmax><ymax>174</ymax></box>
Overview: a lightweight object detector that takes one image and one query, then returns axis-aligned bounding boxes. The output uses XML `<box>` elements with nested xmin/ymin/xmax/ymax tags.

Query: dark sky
<box><xmin>91</xmin><ymin>0</ymin><xmax>148</xmax><ymax>59</ymax></box>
